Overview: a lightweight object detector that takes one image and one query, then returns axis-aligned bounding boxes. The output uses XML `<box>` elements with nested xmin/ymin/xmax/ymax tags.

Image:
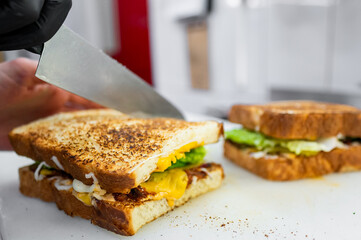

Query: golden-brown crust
<box><xmin>224</xmin><ymin>140</ymin><xmax>361</xmax><ymax>181</ymax></box>
<box><xmin>19</xmin><ymin>167</ymin><xmax>54</xmax><ymax>202</ymax></box>
<box><xmin>229</xmin><ymin>101</ymin><xmax>361</xmax><ymax>140</ymax></box>
<box><xmin>10</xmin><ymin>109</ymin><xmax>222</xmax><ymax>193</ymax></box>
<box><xmin>218</xmin><ymin>123</ymin><xmax>225</xmax><ymax>139</ymax></box>
<box><xmin>19</xmin><ymin>163</ymin><xmax>223</xmax><ymax>236</ymax></box>
<box><xmin>20</xmin><ymin>165</ymin><xmax>137</xmax><ymax>235</ymax></box>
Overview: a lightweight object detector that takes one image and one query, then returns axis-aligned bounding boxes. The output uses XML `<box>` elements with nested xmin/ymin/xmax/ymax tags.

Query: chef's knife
<box><xmin>36</xmin><ymin>25</ymin><xmax>184</xmax><ymax>119</ymax></box>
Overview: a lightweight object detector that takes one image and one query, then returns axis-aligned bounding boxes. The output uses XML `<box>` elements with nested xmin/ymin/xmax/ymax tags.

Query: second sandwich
<box><xmin>224</xmin><ymin>100</ymin><xmax>361</xmax><ymax>181</ymax></box>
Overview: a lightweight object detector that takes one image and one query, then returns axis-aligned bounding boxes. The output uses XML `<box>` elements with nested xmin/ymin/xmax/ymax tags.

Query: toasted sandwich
<box><xmin>224</xmin><ymin>100</ymin><xmax>361</xmax><ymax>180</ymax></box>
<box><xmin>9</xmin><ymin>109</ymin><xmax>224</xmax><ymax>235</ymax></box>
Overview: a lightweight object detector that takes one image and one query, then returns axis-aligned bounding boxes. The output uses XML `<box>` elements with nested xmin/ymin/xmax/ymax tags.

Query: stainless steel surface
<box><xmin>36</xmin><ymin>25</ymin><xmax>184</xmax><ymax>119</ymax></box>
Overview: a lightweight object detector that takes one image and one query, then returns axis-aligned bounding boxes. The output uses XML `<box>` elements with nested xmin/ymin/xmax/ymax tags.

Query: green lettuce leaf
<box><xmin>225</xmin><ymin>128</ymin><xmax>344</xmax><ymax>156</ymax></box>
<box><xmin>281</xmin><ymin>141</ymin><xmax>321</xmax><ymax>155</ymax></box>
<box><xmin>168</xmin><ymin>146</ymin><xmax>206</xmax><ymax>169</ymax></box>
<box><xmin>225</xmin><ymin>128</ymin><xmax>276</xmax><ymax>150</ymax></box>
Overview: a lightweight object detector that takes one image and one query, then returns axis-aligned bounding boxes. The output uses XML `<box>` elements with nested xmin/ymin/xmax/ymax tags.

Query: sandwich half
<box><xmin>224</xmin><ymin>100</ymin><xmax>361</xmax><ymax>180</ymax></box>
<box><xmin>10</xmin><ymin>109</ymin><xmax>224</xmax><ymax>235</ymax></box>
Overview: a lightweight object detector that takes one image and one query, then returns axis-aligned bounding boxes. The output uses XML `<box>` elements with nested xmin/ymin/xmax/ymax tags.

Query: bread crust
<box><xmin>10</xmin><ymin>109</ymin><xmax>223</xmax><ymax>193</ymax></box>
<box><xmin>19</xmin><ymin>163</ymin><xmax>224</xmax><ymax>236</ymax></box>
<box><xmin>224</xmin><ymin>140</ymin><xmax>361</xmax><ymax>181</ymax></box>
<box><xmin>229</xmin><ymin>101</ymin><xmax>361</xmax><ymax>140</ymax></box>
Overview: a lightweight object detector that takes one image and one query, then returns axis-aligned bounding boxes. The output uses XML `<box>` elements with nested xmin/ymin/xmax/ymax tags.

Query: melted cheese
<box><xmin>57</xmin><ymin>143</ymin><xmax>203</xmax><ymax>207</ymax></box>
<box><xmin>40</xmin><ymin>169</ymin><xmax>55</xmax><ymax>176</ymax></box>
<box><xmin>73</xmin><ymin>169</ymin><xmax>190</xmax><ymax>207</ymax></box>
<box><xmin>155</xmin><ymin>141</ymin><xmax>202</xmax><ymax>172</ymax></box>
<box><xmin>140</xmin><ymin>168</ymin><xmax>188</xmax><ymax>206</ymax></box>
<box><xmin>142</xmin><ymin>142</ymin><xmax>204</xmax><ymax>205</ymax></box>
<box><xmin>74</xmin><ymin>192</ymin><xmax>92</xmax><ymax>206</ymax></box>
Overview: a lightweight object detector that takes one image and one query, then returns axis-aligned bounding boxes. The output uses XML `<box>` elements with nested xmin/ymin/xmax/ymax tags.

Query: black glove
<box><xmin>0</xmin><ymin>0</ymin><xmax>72</xmax><ymax>54</ymax></box>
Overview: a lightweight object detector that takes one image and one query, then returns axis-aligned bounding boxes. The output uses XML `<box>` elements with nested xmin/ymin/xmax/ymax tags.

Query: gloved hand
<box><xmin>0</xmin><ymin>0</ymin><xmax>72</xmax><ymax>54</ymax></box>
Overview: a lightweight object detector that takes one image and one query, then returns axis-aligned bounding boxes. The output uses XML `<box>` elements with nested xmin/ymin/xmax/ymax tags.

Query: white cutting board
<box><xmin>0</xmin><ymin>113</ymin><xmax>360</xmax><ymax>240</ymax></box>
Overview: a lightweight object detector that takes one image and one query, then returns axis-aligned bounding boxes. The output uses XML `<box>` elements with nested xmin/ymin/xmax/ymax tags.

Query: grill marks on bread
<box><xmin>13</xmin><ymin>117</ymin><xmax>202</xmax><ymax>171</ymax></box>
<box><xmin>33</xmin><ymin>118</ymin><xmax>202</xmax><ymax>170</ymax></box>
<box><xmin>229</xmin><ymin>101</ymin><xmax>361</xmax><ymax>140</ymax></box>
<box><xmin>10</xmin><ymin>109</ymin><xmax>222</xmax><ymax>193</ymax></box>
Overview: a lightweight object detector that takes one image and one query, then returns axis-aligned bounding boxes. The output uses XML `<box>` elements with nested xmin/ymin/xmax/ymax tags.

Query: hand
<box><xmin>0</xmin><ymin>0</ymin><xmax>72</xmax><ymax>53</ymax></box>
<box><xmin>0</xmin><ymin>58</ymin><xmax>104</xmax><ymax>150</ymax></box>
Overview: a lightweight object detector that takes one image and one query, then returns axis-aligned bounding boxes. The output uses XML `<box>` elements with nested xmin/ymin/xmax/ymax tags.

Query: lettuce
<box><xmin>225</xmin><ymin>129</ymin><xmax>276</xmax><ymax>150</ymax></box>
<box><xmin>281</xmin><ymin>141</ymin><xmax>321</xmax><ymax>155</ymax></box>
<box><xmin>168</xmin><ymin>146</ymin><xmax>206</xmax><ymax>169</ymax></box>
<box><xmin>225</xmin><ymin>128</ymin><xmax>344</xmax><ymax>156</ymax></box>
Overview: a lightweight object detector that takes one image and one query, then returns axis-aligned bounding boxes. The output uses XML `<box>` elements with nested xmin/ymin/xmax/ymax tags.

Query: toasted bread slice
<box><xmin>10</xmin><ymin>109</ymin><xmax>223</xmax><ymax>193</ymax></box>
<box><xmin>19</xmin><ymin>163</ymin><xmax>224</xmax><ymax>236</ymax></box>
<box><xmin>224</xmin><ymin>140</ymin><xmax>361</xmax><ymax>181</ymax></box>
<box><xmin>229</xmin><ymin>101</ymin><xmax>361</xmax><ymax>140</ymax></box>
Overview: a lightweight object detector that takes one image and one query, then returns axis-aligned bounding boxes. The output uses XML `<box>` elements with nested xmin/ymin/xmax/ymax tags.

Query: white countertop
<box><xmin>0</xmin><ymin>113</ymin><xmax>360</xmax><ymax>240</ymax></box>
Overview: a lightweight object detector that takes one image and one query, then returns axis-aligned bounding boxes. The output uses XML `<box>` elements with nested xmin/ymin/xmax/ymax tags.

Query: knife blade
<box><xmin>36</xmin><ymin>25</ymin><xmax>184</xmax><ymax>119</ymax></box>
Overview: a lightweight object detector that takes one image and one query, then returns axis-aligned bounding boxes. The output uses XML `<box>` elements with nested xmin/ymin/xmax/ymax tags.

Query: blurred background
<box><xmin>2</xmin><ymin>0</ymin><xmax>361</xmax><ymax>118</ymax></box>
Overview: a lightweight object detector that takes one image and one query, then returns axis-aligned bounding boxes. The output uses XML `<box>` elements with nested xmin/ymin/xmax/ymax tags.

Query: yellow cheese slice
<box><xmin>155</xmin><ymin>141</ymin><xmax>202</xmax><ymax>172</ymax></box>
<box><xmin>140</xmin><ymin>168</ymin><xmax>188</xmax><ymax>206</ymax></box>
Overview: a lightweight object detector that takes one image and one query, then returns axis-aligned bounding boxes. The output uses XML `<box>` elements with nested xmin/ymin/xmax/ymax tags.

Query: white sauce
<box><xmin>72</xmin><ymin>172</ymin><xmax>107</xmax><ymax>205</ymax></box>
<box><xmin>250</xmin><ymin>151</ymin><xmax>278</xmax><ymax>160</ymax></box>
<box><xmin>316</xmin><ymin>137</ymin><xmax>346</xmax><ymax>152</ymax></box>
<box><xmin>263</xmin><ymin>155</ymin><xmax>279</xmax><ymax>160</ymax></box>
<box><xmin>48</xmin><ymin>176</ymin><xmax>61</xmax><ymax>181</ymax></box>
<box><xmin>34</xmin><ymin>162</ymin><xmax>50</xmax><ymax>181</ymax></box>
<box><xmin>54</xmin><ymin>178</ymin><xmax>73</xmax><ymax>191</ymax></box>
<box><xmin>51</xmin><ymin>156</ymin><xmax>64</xmax><ymax>170</ymax></box>
<box><xmin>85</xmin><ymin>172</ymin><xmax>98</xmax><ymax>183</ymax></box>
<box><xmin>250</xmin><ymin>152</ymin><xmax>266</xmax><ymax>159</ymax></box>
<box><xmin>72</xmin><ymin>179</ymin><xmax>95</xmax><ymax>193</ymax></box>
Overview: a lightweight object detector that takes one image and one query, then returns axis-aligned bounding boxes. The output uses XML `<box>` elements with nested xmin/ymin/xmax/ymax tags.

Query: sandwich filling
<box><xmin>155</xmin><ymin>141</ymin><xmax>204</xmax><ymax>171</ymax></box>
<box><xmin>225</xmin><ymin>128</ymin><xmax>348</xmax><ymax>157</ymax></box>
<box><xmin>33</xmin><ymin>145</ymin><xmax>208</xmax><ymax>207</ymax></box>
